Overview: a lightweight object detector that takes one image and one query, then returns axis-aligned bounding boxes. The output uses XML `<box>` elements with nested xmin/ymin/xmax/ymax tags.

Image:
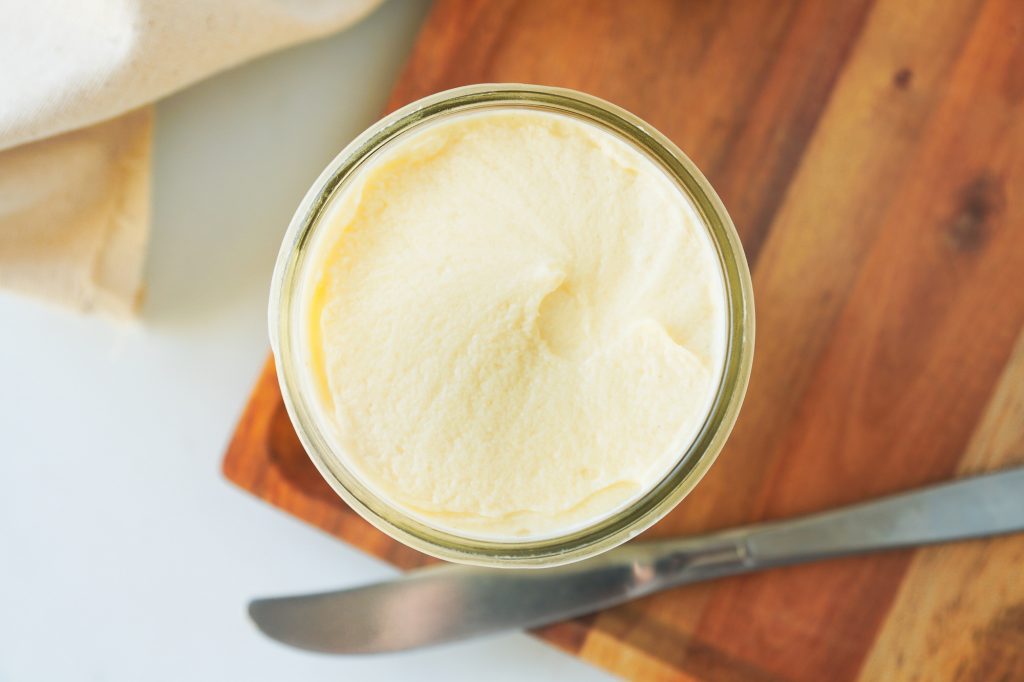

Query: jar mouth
<box><xmin>269</xmin><ymin>84</ymin><xmax>755</xmax><ymax>568</ymax></box>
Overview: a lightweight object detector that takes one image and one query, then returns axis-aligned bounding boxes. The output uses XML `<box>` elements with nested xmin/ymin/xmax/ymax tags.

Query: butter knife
<box><xmin>249</xmin><ymin>466</ymin><xmax>1024</xmax><ymax>653</ymax></box>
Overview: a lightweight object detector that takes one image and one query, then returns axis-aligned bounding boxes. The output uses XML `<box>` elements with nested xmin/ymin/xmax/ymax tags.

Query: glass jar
<box><xmin>269</xmin><ymin>84</ymin><xmax>754</xmax><ymax>567</ymax></box>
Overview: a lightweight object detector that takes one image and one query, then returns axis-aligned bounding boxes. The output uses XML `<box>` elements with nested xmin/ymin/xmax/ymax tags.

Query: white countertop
<box><xmin>0</xmin><ymin>2</ymin><xmax>611</xmax><ymax>679</ymax></box>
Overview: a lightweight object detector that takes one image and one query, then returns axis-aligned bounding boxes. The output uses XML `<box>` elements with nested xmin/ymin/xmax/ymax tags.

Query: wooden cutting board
<box><xmin>223</xmin><ymin>0</ymin><xmax>1024</xmax><ymax>679</ymax></box>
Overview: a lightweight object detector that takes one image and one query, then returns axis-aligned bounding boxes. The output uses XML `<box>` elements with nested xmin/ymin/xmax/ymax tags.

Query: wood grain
<box><xmin>858</xmin><ymin>331</ymin><xmax>1024</xmax><ymax>681</ymax></box>
<box><xmin>223</xmin><ymin>0</ymin><xmax>1024</xmax><ymax>679</ymax></box>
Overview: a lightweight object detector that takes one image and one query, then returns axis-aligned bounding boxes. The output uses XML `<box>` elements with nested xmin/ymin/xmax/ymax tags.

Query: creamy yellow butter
<box><xmin>300</xmin><ymin>109</ymin><xmax>727</xmax><ymax>540</ymax></box>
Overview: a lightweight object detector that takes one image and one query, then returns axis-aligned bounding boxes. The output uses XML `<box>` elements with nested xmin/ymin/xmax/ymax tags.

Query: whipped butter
<box><xmin>299</xmin><ymin>109</ymin><xmax>728</xmax><ymax>540</ymax></box>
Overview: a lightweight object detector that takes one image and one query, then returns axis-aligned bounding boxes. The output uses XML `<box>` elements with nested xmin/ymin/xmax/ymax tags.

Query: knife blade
<box><xmin>249</xmin><ymin>466</ymin><xmax>1024</xmax><ymax>653</ymax></box>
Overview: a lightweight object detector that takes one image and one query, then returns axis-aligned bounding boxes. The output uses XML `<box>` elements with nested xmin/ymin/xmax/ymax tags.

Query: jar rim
<box><xmin>269</xmin><ymin>84</ymin><xmax>755</xmax><ymax>567</ymax></box>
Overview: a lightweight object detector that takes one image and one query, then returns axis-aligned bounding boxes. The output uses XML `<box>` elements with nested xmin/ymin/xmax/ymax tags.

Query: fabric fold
<box><xmin>0</xmin><ymin>0</ymin><xmax>383</xmax><ymax>314</ymax></box>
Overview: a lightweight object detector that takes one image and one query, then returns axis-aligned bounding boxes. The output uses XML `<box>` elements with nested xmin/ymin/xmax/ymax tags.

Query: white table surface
<box><xmin>0</xmin><ymin>2</ymin><xmax>613</xmax><ymax>679</ymax></box>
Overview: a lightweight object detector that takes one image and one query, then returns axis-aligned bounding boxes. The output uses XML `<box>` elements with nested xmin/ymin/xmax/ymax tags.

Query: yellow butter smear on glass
<box><xmin>300</xmin><ymin>109</ymin><xmax>727</xmax><ymax>540</ymax></box>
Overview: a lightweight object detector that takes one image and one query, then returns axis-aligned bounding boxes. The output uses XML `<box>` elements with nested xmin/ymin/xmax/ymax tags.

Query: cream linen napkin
<box><xmin>0</xmin><ymin>0</ymin><xmax>383</xmax><ymax>315</ymax></box>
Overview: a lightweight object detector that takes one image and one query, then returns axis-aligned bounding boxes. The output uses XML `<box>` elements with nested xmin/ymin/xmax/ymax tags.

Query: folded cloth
<box><xmin>0</xmin><ymin>0</ymin><xmax>383</xmax><ymax>315</ymax></box>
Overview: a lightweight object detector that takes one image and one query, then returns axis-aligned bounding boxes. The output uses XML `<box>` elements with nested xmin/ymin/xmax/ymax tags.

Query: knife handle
<box><xmin>640</xmin><ymin>467</ymin><xmax>1024</xmax><ymax>592</ymax></box>
<box><xmin>247</xmin><ymin>467</ymin><xmax>1024</xmax><ymax>653</ymax></box>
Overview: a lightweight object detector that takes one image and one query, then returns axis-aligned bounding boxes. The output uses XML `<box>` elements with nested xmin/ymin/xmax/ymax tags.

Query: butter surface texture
<box><xmin>302</xmin><ymin>110</ymin><xmax>727</xmax><ymax>539</ymax></box>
